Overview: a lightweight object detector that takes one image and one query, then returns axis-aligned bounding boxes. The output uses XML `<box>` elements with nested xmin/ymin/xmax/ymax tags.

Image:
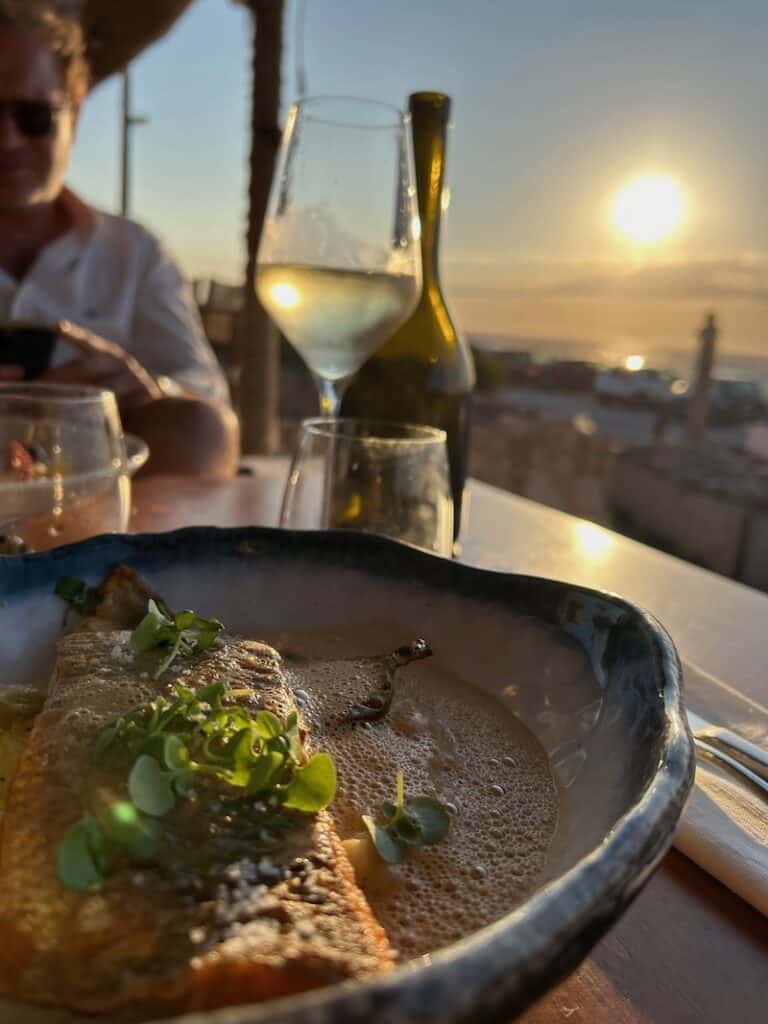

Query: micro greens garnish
<box><xmin>131</xmin><ymin>599</ymin><xmax>224</xmax><ymax>677</ymax></box>
<box><xmin>362</xmin><ymin>771</ymin><xmax>450</xmax><ymax>865</ymax></box>
<box><xmin>57</xmin><ymin>804</ymin><xmax>161</xmax><ymax>891</ymax></box>
<box><xmin>57</xmin><ymin>811</ymin><xmax>108</xmax><ymax>891</ymax></box>
<box><xmin>58</xmin><ymin>681</ymin><xmax>336</xmax><ymax>891</ymax></box>
<box><xmin>54</xmin><ymin>576</ymin><xmax>100</xmax><ymax>615</ymax></box>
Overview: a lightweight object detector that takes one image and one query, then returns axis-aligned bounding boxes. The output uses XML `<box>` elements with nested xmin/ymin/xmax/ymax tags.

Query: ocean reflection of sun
<box><xmin>611</xmin><ymin>175</ymin><xmax>686</xmax><ymax>244</ymax></box>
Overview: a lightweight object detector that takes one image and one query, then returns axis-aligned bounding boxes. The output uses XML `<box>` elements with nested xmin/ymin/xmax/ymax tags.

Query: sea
<box><xmin>471</xmin><ymin>334</ymin><xmax>768</xmax><ymax>393</ymax></box>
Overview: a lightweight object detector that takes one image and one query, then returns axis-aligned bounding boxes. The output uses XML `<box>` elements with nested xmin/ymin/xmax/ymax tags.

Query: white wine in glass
<box><xmin>256</xmin><ymin>96</ymin><xmax>421</xmax><ymax>416</ymax></box>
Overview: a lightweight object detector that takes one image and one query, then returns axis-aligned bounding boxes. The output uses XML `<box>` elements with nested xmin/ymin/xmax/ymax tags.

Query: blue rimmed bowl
<box><xmin>0</xmin><ymin>526</ymin><xmax>694</xmax><ymax>1024</ymax></box>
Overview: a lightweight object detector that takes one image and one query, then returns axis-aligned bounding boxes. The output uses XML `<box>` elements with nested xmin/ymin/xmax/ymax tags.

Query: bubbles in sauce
<box><xmin>275</xmin><ymin>623</ymin><xmax>560</xmax><ymax>961</ymax></box>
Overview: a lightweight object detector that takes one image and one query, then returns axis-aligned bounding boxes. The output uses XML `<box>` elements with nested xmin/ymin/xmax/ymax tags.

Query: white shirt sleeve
<box><xmin>129</xmin><ymin>234</ymin><xmax>231</xmax><ymax>407</ymax></box>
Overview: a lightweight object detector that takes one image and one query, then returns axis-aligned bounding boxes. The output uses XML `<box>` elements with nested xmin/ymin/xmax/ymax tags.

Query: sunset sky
<box><xmin>69</xmin><ymin>0</ymin><xmax>768</xmax><ymax>359</ymax></box>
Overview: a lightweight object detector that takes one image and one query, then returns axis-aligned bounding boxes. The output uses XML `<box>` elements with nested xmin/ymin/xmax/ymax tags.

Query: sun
<box><xmin>611</xmin><ymin>175</ymin><xmax>686</xmax><ymax>244</ymax></box>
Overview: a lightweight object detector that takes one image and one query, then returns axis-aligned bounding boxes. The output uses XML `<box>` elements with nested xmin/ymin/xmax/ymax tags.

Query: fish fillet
<box><xmin>0</xmin><ymin>570</ymin><xmax>395</xmax><ymax>1017</ymax></box>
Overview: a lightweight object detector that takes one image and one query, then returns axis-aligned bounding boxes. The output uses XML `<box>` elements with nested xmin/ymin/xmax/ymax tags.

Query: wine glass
<box><xmin>0</xmin><ymin>383</ymin><xmax>130</xmax><ymax>553</ymax></box>
<box><xmin>280</xmin><ymin>418</ymin><xmax>453</xmax><ymax>556</ymax></box>
<box><xmin>256</xmin><ymin>96</ymin><xmax>422</xmax><ymax>416</ymax></box>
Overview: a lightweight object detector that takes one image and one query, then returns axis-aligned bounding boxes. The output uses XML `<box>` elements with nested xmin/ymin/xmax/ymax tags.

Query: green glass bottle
<box><xmin>341</xmin><ymin>91</ymin><xmax>475</xmax><ymax>541</ymax></box>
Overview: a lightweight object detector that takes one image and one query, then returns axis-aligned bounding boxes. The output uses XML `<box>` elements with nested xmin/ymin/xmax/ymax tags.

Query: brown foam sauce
<box><xmin>270</xmin><ymin>622</ymin><xmax>560</xmax><ymax>961</ymax></box>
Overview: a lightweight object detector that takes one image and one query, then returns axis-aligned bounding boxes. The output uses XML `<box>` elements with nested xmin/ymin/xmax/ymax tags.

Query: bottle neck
<box><xmin>410</xmin><ymin>94</ymin><xmax>450</xmax><ymax>288</ymax></box>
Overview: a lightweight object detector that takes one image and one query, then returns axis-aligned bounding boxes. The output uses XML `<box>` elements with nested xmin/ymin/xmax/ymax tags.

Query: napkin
<box><xmin>672</xmin><ymin>662</ymin><xmax>768</xmax><ymax>917</ymax></box>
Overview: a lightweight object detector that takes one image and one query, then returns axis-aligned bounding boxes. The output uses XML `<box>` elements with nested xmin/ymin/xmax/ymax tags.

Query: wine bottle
<box><xmin>341</xmin><ymin>91</ymin><xmax>475</xmax><ymax>542</ymax></box>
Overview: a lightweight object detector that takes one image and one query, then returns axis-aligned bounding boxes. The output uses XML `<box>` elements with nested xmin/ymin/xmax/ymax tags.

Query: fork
<box><xmin>687</xmin><ymin>708</ymin><xmax>768</xmax><ymax>798</ymax></box>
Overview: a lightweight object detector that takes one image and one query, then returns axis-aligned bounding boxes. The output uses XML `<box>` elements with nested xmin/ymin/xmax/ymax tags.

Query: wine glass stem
<box><xmin>314</xmin><ymin>374</ymin><xmax>350</xmax><ymax>418</ymax></box>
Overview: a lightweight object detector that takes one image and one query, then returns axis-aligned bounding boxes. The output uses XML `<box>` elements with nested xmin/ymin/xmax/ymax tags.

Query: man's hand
<box><xmin>0</xmin><ymin>320</ymin><xmax>240</xmax><ymax>475</ymax></box>
<box><xmin>40</xmin><ymin>321</ymin><xmax>162</xmax><ymax>409</ymax></box>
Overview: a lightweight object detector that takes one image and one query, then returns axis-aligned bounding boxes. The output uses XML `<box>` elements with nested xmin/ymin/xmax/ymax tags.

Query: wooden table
<box><xmin>132</xmin><ymin>470</ymin><xmax>768</xmax><ymax>1024</ymax></box>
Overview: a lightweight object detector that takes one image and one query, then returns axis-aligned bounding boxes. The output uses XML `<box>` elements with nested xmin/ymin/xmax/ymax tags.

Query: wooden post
<box><xmin>81</xmin><ymin>0</ymin><xmax>284</xmax><ymax>452</ymax></box>
<box><xmin>234</xmin><ymin>0</ymin><xmax>284</xmax><ymax>454</ymax></box>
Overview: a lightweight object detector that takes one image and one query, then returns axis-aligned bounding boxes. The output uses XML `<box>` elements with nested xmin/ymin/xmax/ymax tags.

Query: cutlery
<box><xmin>686</xmin><ymin>708</ymin><xmax>768</xmax><ymax>797</ymax></box>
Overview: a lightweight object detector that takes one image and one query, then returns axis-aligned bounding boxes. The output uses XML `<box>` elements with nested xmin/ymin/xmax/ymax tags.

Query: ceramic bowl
<box><xmin>0</xmin><ymin>526</ymin><xmax>695</xmax><ymax>1024</ymax></box>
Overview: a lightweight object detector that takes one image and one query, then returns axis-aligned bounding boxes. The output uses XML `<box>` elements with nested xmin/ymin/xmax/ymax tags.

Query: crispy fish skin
<box><xmin>91</xmin><ymin>564</ymin><xmax>164</xmax><ymax>629</ymax></box>
<box><xmin>0</xmin><ymin>613</ymin><xmax>394</xmax><ymax>1015</ymax></box>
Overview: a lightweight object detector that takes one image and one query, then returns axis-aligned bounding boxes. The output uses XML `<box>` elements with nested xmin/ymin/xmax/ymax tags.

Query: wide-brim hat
<box><xmin>79</xmin><ymin>0</ymin><xmax>196</xmax><ymax>85</ymax></box>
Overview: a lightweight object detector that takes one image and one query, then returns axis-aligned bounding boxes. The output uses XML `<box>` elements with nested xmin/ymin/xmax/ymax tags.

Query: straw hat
<box><xmin>73</xmin><ymin>0</ymin><xmax>196</xmax><ymax>85</ymax></box>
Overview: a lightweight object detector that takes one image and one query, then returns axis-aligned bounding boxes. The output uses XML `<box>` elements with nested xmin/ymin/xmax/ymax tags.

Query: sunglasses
<box><xmin>0</xmin><ymin>100</ymin><xmax>65</xmax><ymax>138</ymax></box>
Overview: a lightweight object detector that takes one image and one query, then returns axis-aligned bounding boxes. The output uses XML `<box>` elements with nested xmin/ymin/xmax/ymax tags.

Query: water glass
<box><xmin>0</xmin><ymin>383</ymin><xmax>130</xmax><ymax>553</ymax></box>
<box><xmin>280</xmin><ymin>418</ymin><xmax>453</xmax><ymax>556</ymax></box>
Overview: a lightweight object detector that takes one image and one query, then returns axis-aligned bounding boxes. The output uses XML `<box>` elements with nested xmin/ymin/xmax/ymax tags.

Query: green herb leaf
<box><xmin>392</xmin><ymin>812</ymin><xmax>422</xmax><ymax>845</ymax></box>
<box><xmin>162</xmin><ymin>734</ymin><xmax>190</xmax><ymax>772</ymax></box>
<box><xmin>196</xmin><ymin>681</ymin><xmax>226</xmax><ymax>710</ymax></box>
<box><xmin>104</xmin><ymin>801</ymin><xmax>162</xmax><ymax>861</ymax></box>
<box><xmin>130</xmin><ymin>600</ymin><xmax>223</xmax><ymax>676</ymax></box>
<box><xmin>364</xmin><ymin>774</ymin><xmax>452</xmax><ymax>865</ymax></box>
<box><xmin>138</xmin><ymin>731</ymin><xmax>167</xmax><ymax>764</ymax></box>
<box><xmin>362</xmin><ymin>814</ymin><xmax>404</xmax><ymax>864</ymax></box>
<box><xmin>405</xmin><ymin>797</ymin><xmax>450</xmax><ymax>845</ymax></box>
<box><xmin>247</xmin><ymin>749</ymin><xmax>285</xmax><ymax>793</ymax></box>
<box><xmin>283</xmin><ymin>711</ymin><xmax>304</xmax><ymax>763</ymax></box>
<box><xmin>92</xmin><ymin>720</ymin><xmax>120</xmax><ymax>760</ymax></box>
<box><xmin>57</xmin><ymin>813</ymin><xmax>107</xmax><ymax>891</ymax></box>
<box><xmin>282</xmin><ymin>752</ymin><xmax>337</xmax><ymax>812</ymax></box>
<box><xmin>104</xmin><ymin>800</ymin><xmax>140</xmax><ymax>840</ymax></box>
<box><xmin>128</xmin><ymin>754</ymin><xmax>176</xmax><ymax>816</ymax></box>
<box><xmin>194</xmin><ymin>623</ymin><xmax>224</xmax><ymax>653</ymax></box>
<box><xmin>225</xmin><ymin>727</ymin><xmax>256</xmax><ymax>786</ymax></box>
<box><xmin>155</xmin><ymin>634</ymin><xmax>184</xmax><ymax>679</ymax></box>
<box><xmin>54</xmin><ymin>576</ymin><xmax>100</xmax><ymax>615</ymax></box>
<box><xmin>381</xmin><ymin>800</ymin><xmax>397</xmax><ymax>822</ymax></box>
<box><xmin>173</xmin><ymin>610</ymin><xmax>197</xmax><ymax>630</ymax></box>
<box><xmin>254</xmin><ymin>710</ymin><xmax>283</xmax><ymax>741</ymax></box>
<box><xmin>172</xmin><ymin>771</ymin><xmax>196</xmax><ymax>797</ymax></box>
<box><xmin>131</xmin><ymin>600</ymin><xmax>173</xmax><ymax>653</ymax></box>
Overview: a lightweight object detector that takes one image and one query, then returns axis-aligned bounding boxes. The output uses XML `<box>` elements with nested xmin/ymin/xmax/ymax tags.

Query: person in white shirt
<box><xmin>0</xmin><ymin>2</ymin><xmax>239</xmax><ymax>476</ymax></box>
